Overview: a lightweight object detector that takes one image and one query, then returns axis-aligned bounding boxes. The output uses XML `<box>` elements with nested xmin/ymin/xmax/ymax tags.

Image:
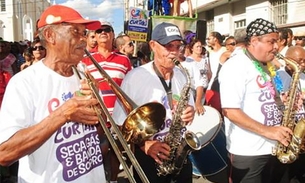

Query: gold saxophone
<box><xmin>157</xmin><ymin>59</ymin><xmax>201</xmax><ymax>176</ymax></box>
<box><xmin>272</xmin><ymin>53</ymin><xmax>305</xmax><ymax>164</ymax></box>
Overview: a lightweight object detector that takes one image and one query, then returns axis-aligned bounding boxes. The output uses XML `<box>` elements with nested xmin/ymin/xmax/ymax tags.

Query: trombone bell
<box><xmin>123</xmin><ymin>102</ymin><xmax>166</xmax><ymax>144</ymax></box>
<box><xmin>83</xmin><ymin>49</ymin><xmax>166</xmax><ymax>145</ymax></box>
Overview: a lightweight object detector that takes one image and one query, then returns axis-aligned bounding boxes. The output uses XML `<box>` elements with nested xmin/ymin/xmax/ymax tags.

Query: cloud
<box><xmin>59</xmin><ymin>0</ymin><xmax>124</xmax><ymax>34</ymax></box>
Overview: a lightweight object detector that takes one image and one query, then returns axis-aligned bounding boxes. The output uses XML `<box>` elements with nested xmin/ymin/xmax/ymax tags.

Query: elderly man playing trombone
<box><xmin>0</xmin><ymin>5</ymin><xmax>107</xmax><ymax>183</ymax></box>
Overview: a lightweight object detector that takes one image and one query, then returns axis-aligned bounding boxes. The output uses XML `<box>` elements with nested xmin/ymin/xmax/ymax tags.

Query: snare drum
<box><xmin>186</xmin><ymin>105</ymin><xmax>222</xmax><ymax>149</ymax></box>
<box><xmin>186</xmin><ymin>105</ymin><xmax>228</xmax><ymax>176</ymax></box>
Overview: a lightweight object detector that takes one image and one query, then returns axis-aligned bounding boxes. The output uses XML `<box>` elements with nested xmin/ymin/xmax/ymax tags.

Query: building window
<box><xmin>207</xmin><ymin>20</ymin><xmax>214</xmax><ymax>33</ymax></box>
<box><xmin>206</xmin><ymin>9</ymin><xmax>214</xmax><ymax>33</ymax></box>
<box><xmin>234</xmin><ymin>19</ymin><xmax>246</xmax><ymax>29</ymax></box>
<box><xmin>270</xmin><ymin>0</ymin><xmax>287</xmax><ymax>25</ymax></box>
<box><xmin>0</xmin><ymin>0</ymin><xmax>5</xmax><ymax>12</ymax></box>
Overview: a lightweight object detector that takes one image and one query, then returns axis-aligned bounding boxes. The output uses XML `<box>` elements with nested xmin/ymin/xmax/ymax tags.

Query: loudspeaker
<box><xmin>147</xmin><ymin>18</ymin><xmax>153</xmax><ymax>41</ymax></box>
<box><xmin>196</xmin><ymin>20</ymin><xmax>207</xmax><ymax>44</ymax></box>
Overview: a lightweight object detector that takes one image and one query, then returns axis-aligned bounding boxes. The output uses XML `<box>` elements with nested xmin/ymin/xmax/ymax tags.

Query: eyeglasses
<box><xmin>32</xmin><ymin>46</ymin><xmax>45</xmax><ymax>51</ymax></box>
<box><xmin>294</xmin><ymin>36</ymin><xmax>305</xmax><ymax>41</ymax></box>
<box><xmin>95</xmin><ymin>27</ymin><xmax>113</xmax><ymax>34</ymax></box>
<box><xmin>226</xmin><ymin>42</ymin><xmax>236</xmax><ymax>46</ymax></box>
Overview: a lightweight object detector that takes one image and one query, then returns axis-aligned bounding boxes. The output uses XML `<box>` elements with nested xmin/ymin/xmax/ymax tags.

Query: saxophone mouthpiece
<box><xmin>172</xmin><ymin>58</ymin><xmax>180</xmax><ymax>66</ymax></box>
<box><xmin>275</xmin><ymin>53</ymin><xmax>284</xmax><ymax>60</ymax></box>
<box><xmin>76</xmin><ymin>62</ymin><xmax>88</xmax><ymax>79</ymax></box>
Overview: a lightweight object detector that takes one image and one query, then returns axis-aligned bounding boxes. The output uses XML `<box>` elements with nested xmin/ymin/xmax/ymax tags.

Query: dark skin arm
<box><xmin>0</xmin><ymin>80</ymin><xmax>103</xmax><ymax>166</ymax></box>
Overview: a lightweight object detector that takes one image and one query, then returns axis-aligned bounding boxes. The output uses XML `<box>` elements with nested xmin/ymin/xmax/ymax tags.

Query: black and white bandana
<box><xmin>246</xmin><ymin>18</ymin><xmax>278</xmax><ymax>39</ymax></box>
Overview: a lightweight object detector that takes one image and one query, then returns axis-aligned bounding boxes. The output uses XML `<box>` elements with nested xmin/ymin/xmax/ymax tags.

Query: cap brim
<box><xmin>158</xmin><ymin>36</ymin><xmax>183</xmax><ymax>45</ymax></box>
<box><xmin>65</xmin><ymin>19</ymin><xmax>101</xmax><ymax>30</ymax></box>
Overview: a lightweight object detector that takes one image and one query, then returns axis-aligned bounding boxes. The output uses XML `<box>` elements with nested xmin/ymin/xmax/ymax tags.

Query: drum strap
<box><xmin>153</xmin><ymin>62</ymin><xmax>173</xmax><ymax>110</ymax></box>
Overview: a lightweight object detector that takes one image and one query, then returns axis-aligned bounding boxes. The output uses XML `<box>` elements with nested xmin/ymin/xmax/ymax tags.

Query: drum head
<box><xmin>186</xmin><ymin>105</ymin><xmax>222</xmax><ymax>148</ymax></box>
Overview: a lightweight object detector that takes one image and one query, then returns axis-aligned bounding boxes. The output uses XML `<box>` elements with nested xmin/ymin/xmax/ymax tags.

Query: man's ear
<box><xmin>149</xmin><ymin>40</ymin><xmax>156</xmax><ymax>51</ymax></box>
<box><xmin>43</xmin><ymin>27</ymin><xmax>56</xmax><ymax>45</ymax></box>
<box><xmin>249</xmin><ymin>36</ymin><xmax>260</xmax><ymax>46</ymax></box>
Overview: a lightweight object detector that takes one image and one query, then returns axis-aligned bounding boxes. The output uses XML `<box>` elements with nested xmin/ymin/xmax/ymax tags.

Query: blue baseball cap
<box><xmin>151</xmin><ymin>22</ymin><xmax>183</xmax><ymax>45</ymax></box>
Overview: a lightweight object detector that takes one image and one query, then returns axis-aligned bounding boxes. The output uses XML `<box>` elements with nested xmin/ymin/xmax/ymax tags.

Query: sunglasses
<box><xmin>294</xmin><ymin>36</ymin><xmax>305</xmax><ymax>41</ymax></box>
<box><xmin>226</xmin><ymin>42</ymin><xmax>236</xmax><ymax>46</ymax></box>
<box><xmin>32</xmin><ymin>46</ymin><xmax>45</xmax><ymax>51</ymax></box>
<box><xmin>95</xmin><ymin>27</ymin><xmax>113</xmax><ymax>34</ymax></box>
<box><xmin>128</xmin><ymin>41</ymin><xmax>134</xmax><ymax>47</ymax></box>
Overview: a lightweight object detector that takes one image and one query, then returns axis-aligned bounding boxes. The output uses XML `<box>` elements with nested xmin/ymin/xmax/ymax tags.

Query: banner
<box><xmin>151</xmin><ymin>15</ymin><xmax>197</xmax><ymax>37</ymax></box>
<box><xmin>127</xmin><ymin>7</ymin><xmax>149</xmax><ymax>42</ymax></box>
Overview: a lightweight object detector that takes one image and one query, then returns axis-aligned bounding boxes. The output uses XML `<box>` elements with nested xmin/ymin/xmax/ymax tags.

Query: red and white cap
<box><xmin>37</xmin><ymin>5</ymin><xmax>101</xmax><ymax>30</ymax></box>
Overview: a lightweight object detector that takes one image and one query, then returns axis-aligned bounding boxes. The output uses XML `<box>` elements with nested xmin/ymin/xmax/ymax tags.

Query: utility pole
<box><xmin>124</xmin><ymin>0</ymin><xmax>129</xmax><ymax>22</ymax></box>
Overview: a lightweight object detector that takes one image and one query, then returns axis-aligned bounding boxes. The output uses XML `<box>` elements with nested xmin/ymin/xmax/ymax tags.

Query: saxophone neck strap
<box><xmin>153</xmin><ymin>62</ymin><xmax>173</xmax><ymax>110</ymax></box>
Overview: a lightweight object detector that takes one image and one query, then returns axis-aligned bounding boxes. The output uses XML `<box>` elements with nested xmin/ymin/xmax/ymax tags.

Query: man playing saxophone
<box><xmin>112</xmin><ymin>22</ymin><xmax>195</xmax><ymax>183</ymax></box>
<box><xmin>276</xmin><ymin>45</ymin><xmax>305</xmax><ymax>183</ymax></box>
<box><xmin>219</xmin><ymin>18</ymin><xmax>293</xmax><ymax>183</ymax></box>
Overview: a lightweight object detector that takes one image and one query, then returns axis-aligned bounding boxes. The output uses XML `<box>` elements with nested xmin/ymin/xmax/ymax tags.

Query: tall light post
<box><xmin>124</xmin><ymin>0</ymin><xmax>130</xmax><ymax>22</ymax></box>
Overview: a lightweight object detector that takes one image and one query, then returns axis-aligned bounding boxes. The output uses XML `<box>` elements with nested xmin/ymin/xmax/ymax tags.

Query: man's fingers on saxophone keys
<box><xmin>155</xmin><ymin>152</ymin><xmax>162</xmax><ymax>164</ymax></box>
<box><xmin>281</xmin><ymin>138</ymin><xmax>290</xmax><ymax>147</ymax></box>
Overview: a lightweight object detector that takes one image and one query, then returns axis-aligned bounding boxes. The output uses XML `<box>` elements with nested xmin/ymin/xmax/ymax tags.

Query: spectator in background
<box><xmin>31</xmin><ymin>38</ymin><xmax>46</xmax><ymax>64</ymax></box>
<box><xmin>86</xmin><ymin>30</ymin><xmax>97</xmax><ymax>52</ymax></box>
<box><xmin>10</xmin><ymin>42</ymin><xmax>26</xmax><ymax>73</ymax></box>
<box><xmin>185</xmin><ymin>38</ymin><xmax>211</xmax><ymax>114</ymax></box>
<box><xmin>224</xmin><ymin>36</ymin><xmax>236</xmax><ymax>52</ymax></box>
<box><xmin>183</xmin><ymin>30</ymin><xmax>196</xmax><ymax>58</ymax></box>
<box><xmin>220</xmin><ymin>36</ymin><xmax>236</xmax><ymax>63</ymax></box>
<box><xmin>233</xmin><ymin>29</ymin><xmax>247</xmax><ymax>50</ymax></box>
<box><xmin>148</xmin><ymin>0</ymin><xmax>171</xmax><ymax>15</ymax></box>
<box><xmin>272</xmin><ymin>28</ymin><xmax>289</xmax><ymax>69</ymax></box>
<box><xmin>294</xmin><ymin>31</ymin><xmax>305</xmax><ymax>48</ymax></box>
<box><xmin>134</xmin><ymin>42</ymin><xmax>151</xmax><ymax>67</ymax></box>
<box><xmin>115</xmin><ymin>34</ymin><xmax>134</xmax><ymax>59</ymax></box>
<box><xmin>205</xmin><ymin>31</ymin><xmax>226</xmax><ymax>113</ymax></box>
<box><xmin>170</xmin><ymin>0</ymin><xmax>193</xmax><ymax>17</ymax></box>
<box><xmin>20</xmin><ymin>47</ymin><xmax>34</xmax><ymax>71</ymax></box>
<box><xmin>82</xmin><ymin>21</ymin><xmax>132</xmax><ymax>183</ymax></box>
<box><xmin>287</xmin><ymin>28</ymin><xmax>294</xmax><ymax>47</ymax></box>
<box><xmin>0</xmin><ymin>40</ymin><xmax>17</xmax><ymax>76</ymax></box>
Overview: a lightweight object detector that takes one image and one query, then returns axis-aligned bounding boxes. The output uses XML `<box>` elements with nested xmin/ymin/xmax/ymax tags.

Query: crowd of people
<box><xmin>1</xmin><ymin>3</ymin><xmax>305</xmax><ymax>183</ymax></box>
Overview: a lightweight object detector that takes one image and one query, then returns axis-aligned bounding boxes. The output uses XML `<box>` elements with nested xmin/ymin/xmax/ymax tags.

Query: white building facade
<box><xmin>183</xmin><ymin>0</ymin><xmax>305</xmax><ymax>36</ymax></box>
<box><xmin>0</xmin><ymin>0</ymin><xmax>51</xmax><ymax>42</ymax></box>
<box><xmin>128</xmin><ymin>0</ymin><xmax>305</xmax><ymax>37</ymax></box>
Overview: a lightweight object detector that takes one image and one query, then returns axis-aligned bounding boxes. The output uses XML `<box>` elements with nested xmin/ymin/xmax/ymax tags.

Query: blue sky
<box><xmin>54</xmin><ymin>0</ymin><xmax>125</xmax><ymax>35</ymax></box>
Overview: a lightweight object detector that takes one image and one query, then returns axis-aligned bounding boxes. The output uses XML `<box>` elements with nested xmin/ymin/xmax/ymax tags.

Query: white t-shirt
<box><xmin>185</xmin><ymin>56</ymin><xmax>209</xmax><ymax>89</ymax></box>
<box><xmin>112</xmin><ymin>61</ymin><xmax>194</xmax><ymax>142</ymax></box>
<box><xmin>207</xmin><ymin>47</ymin><xmax>226</xmax><ymax>90</ymax></box>
<box><xmin>180</xmin><ymin>60</ymin><xmax>201</xmax><ymax>90</ymax></box>
<box><xmin>219</xmin><ymin>49</ymin><xmax>281</xmax><ymax>156</ymax></box>
<box><xmin>0</xmin><ymin>61</ymin><xmax>106</xmax><ymax>183</ymax></box>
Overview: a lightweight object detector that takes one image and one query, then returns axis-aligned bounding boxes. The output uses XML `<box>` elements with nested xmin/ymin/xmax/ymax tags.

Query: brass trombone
<box><xmin>73</xmin><ymin>49</ymin><xmax>166</xmax><ymax>183</ymax></box>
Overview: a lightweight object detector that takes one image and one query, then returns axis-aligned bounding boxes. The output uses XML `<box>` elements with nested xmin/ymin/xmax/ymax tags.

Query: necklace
<box><xmin>244</xmin><ymin>49</ymin><xmax>283</xmax><ymax>94</ymax></box>
<box><xmin>267</xmin><ymin>62</ymin><xmax>284</xmax><ymax>93</ymax></box>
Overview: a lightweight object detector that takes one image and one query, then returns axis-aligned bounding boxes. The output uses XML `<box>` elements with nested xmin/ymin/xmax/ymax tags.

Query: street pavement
<box><xmin>117</xmin><ymin>171</ymin><xmax>214</xmax><ymax>183</ymax></box>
